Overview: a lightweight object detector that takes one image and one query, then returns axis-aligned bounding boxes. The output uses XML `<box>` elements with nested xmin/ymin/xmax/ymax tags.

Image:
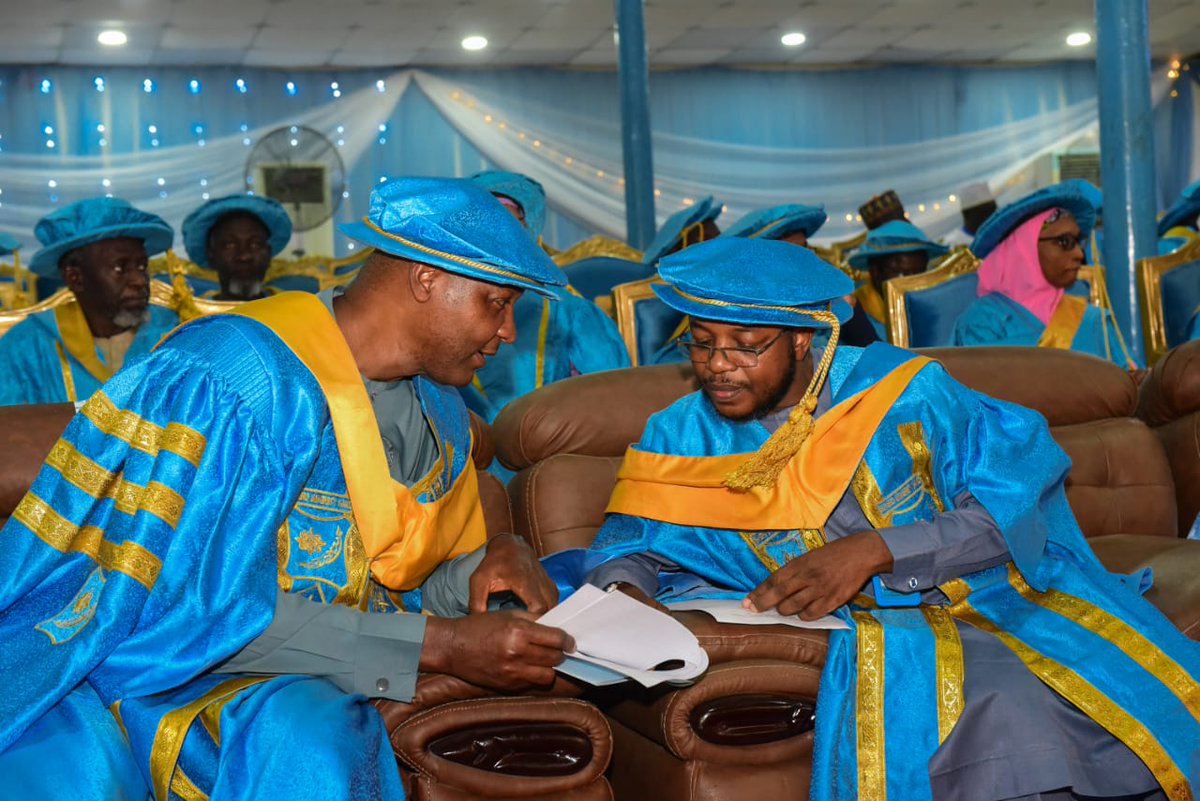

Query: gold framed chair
<box><xmin>813</xmin><ymin>230</ymin><xmax>868</xmax><ymax>283</ymax></box>
<box><xmin>1138</xmin><ymin>236</ymin><xmax>1200</xmax><ymax>364</ymax></box>
<box><xmin>885</xmin><ymin>249</ymin><xmax>981</xmax><ymax>348</ymax></box>
<box><xmin>612</xmin><ymin>276</ymin><xmax>684</xmax><ymax>366</ymax></box>
<box><xmin>886</xmin><ymin>248</ymin><xmax>1108</xmax><ymax>350</ymax></box>
<box><xmin>0</xmin><ymin>252</ymin><xmax>37</xmax><ymax>310</ymax></box>
<box><xmin>552</xmin><ymin>235</ymin><xmax>642</xmax><ymax>267</ymax></box>
<box><xmin>0</xmin><ymin>272</ymin><xmax>244</xmax><ymax>339</ymax></box>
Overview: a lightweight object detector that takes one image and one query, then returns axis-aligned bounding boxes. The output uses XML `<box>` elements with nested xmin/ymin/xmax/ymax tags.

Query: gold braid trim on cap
<box><xmin>361</xmin><ymin>218</ymin><xmax>535</xmax><ymax>286</ymax></box>
<box><xmin>666</xmin><ymin>287</ymin><xmax>842</xmax><ymax>491</ymax></box>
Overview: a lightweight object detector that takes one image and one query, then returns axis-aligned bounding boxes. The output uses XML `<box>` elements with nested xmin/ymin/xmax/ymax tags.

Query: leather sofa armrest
<box><xmin>1153</xmin><ymin>411</ymin><xmax>1200</xmax><ymax>537</ymax></box>
<box><xmin>595</xmin><ymin>658</ymin><xmax>820</xmax><ymax>764</ymax></box>
<box><xmin>1088</xmin><ymin>534</ymin><xmax>1200</xmax><ymax>640</ymax></box>
<box><xmin>675</xmin><ymin>612</ymin><xmax>830</xmax><ymax>667</ymax></box>
<box><xmin>385</xmin><ymin>696</ymin><xmax>612</xmax><ymax>799</ymax></box>
<box><xmin>469</xmin><ymin>410</ymin><xmax>496</xmax><ymax>470</ymax></box>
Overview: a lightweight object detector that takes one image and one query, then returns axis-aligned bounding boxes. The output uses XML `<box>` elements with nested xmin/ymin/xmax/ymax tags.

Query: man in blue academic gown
<box><xmin>181</xmin><ymin>194</ymin><xmax>294</xmax><ymax>300</ymax></box>
<box><xmin>460</xmin><ymin>170</ymin><xmax>629</xmax><ymax>426</ymax></box>
<box><xmin>848</xmin><ymin>219</ymin><xmax>947</xmax><ymax>341</ymax></box>
<box><xmin>0</xmin><ymin>178</ymin><xmax>575</xmax><ymax>800</ymax></box>
<box><xmin>0</xmin><ymin>198</ymin><xmax>180</xmax><ymax>406</ymax></box>
<box><xmin>566</xmin><ymin>237</ymin><xmax>1199</xmax><ymax>800</ymax></box>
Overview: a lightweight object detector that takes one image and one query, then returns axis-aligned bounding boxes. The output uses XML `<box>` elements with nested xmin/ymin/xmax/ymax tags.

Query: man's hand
<box><xmin>468</xmin><ymin>533</ymin><xmax>559</xmax><ymax>615</ymax></box>
<box><xmin>421</xmin><ymin>611</ymin><xmax>574</xmax><ymax>691</ymax></box>
<box><xmin>745</xmin><ymin>531</ymin><xmax>894</xmax><ymax>620</ymax></box>
<box><xmin>613</xmin><ymin>582</ymin><xmax>669</xmax><ymax>613</ymax></box>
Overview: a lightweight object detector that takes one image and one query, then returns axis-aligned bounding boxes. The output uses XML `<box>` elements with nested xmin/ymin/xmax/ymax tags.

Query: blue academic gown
<box><xmin>460</xmin><ymin>290</ymin><xmax>630</xmax><ymax>424</ymax></box>
<box><xmin>550</xmin><ymin>343</ymin><xmax>1200</xmax><ymax>800</ymax></box>
<box><xmin>951</xmin><ymin>291</ymin><xmax>1129</xmax><ymax>364</ymax></box>
<box><xmin>0</xmin><ymin>297</ymin><xmax>482</xmax><ymax>800</ymax></box>
<box><xmin>0</xmin><ymin>305</ymin><xmax>180</xmax><ymax>406</ymax></box>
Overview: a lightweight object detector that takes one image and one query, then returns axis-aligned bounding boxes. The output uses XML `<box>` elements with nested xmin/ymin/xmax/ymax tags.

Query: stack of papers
<box><xmin>538</xmin><ymin>585</ymin><xmax>709</xmax><ymax>687</ymax></box>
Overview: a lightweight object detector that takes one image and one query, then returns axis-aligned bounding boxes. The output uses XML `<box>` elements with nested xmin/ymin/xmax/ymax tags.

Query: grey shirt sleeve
<box><xmin>419</xmin><ymin>544</ymin><xmax>488</xmax><ymax>618</ymax></box>
<box><xmin>215</xmin><ymin>589</ymin><xmax>427</xmax><ymax>702</ymax></box>
<box><xmin>584</xmin><ymin>552</ymin><xmax>679</xmax><ymax>597</ymax></box>
<box><xmin>874</xmin><ymin>490</ymin><xmax>1010</xmax><ymax>592</ymax></box>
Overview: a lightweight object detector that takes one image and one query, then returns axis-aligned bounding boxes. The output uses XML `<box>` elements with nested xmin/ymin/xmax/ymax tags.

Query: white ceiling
<box><xmin>0</xmin><ymin>0</ymin><xmax>1195</xmax><ymax>68</ymax></box>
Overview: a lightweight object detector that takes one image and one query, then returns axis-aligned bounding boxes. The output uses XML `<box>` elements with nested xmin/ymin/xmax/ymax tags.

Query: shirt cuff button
<box><xmin>907</xmin><ymin>577</ymin><xmax>919</xmax><ymax>590</ymax></box>
<box><xmin>375</xmin><ymin>678</ymin><xmax>390</xmax><ymax>693</ymax></box>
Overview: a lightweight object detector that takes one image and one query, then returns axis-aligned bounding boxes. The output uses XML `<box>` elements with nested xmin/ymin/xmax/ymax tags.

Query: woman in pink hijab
<box><xmin>951</xmin><ymin>182</ymin><xmax>1129</xmax><ymax>364</ymax></box>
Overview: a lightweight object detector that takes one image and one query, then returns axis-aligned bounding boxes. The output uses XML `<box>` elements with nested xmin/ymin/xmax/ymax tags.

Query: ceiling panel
<box><xmin>0</xmin><ymin>0</ymin><xmax>1193</xmax><ymax>69</ymax></box>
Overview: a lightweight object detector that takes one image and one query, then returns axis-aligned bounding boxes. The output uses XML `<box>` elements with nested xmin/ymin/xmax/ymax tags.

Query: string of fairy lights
<box><xmin>3</xmin><ymin>60</ymin><xmax>1194</xmax><ymax>224</ymax></box>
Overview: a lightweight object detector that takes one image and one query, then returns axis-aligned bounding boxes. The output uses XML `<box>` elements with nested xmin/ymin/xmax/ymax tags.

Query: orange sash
<box><xmin>54</xmin><ymin>300</ymin><xmax>113</xmax><ymax>383</ymax></box>
<box><xmin>1036</xmin><ymin>294</ymin><xmax>1086</xmax><ymax>351</ymax></box>
<box><xmin>231</xmin><ymin>293</ymin><xmax>485</xmax><ymax>590</ymax></box>
<box><xmin>854</xmin><ymin>283</ymin><xmax>888</xmax><ymax>327</ymax></box>
<box><xmin>606</xmin><ymin>356</ymin><xmax>931</xmax><ymax>531</ymax></box>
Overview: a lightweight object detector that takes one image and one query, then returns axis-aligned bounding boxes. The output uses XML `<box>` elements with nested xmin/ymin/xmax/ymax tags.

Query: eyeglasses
<box><xmin>1037</xmin><ymin>233</ymin><xmax>1086</xmax><ymax>252</ymax></box>
<box><xmin>677</xmin><ymin>329</ymin><xmax>788</xmax><ymax>368</ymax></box>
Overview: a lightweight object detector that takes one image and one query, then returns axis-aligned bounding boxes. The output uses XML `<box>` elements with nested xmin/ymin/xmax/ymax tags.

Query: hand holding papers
<box><xmin>538</xmin><ymin>585</ymin><xmax>709</xmax><ymax>687</ymax></box>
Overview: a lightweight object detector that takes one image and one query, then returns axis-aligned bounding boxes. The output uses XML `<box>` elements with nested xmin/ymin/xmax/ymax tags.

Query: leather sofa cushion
<box><xmin>494</xmin><ymin>365</ymin><xmax>696</xmax><ymax>469</ymax></box>
<box><xmin>1154</xmin><ymin>413</ymin><xmax>1200</xmax><ymax>537</ymax></box>
<box><xmin>919</xmin><ymin>347</ymin><xmax>1138</xmax><ymax>426</ymax></box>
<box><xmin>0</xmin><ymin>403</ymin><xmax>74</xmax><ymax>520</ymax></box>
<box><xmin>509</xmin><ymin>424</ymin><xmax>1176</xmax><ymax>559</ymax></box>
<box><xmin>1137</xmin><ymin>340</ymin><xmax>1200</xmax><ymax>427</ymax></box>
<box><xmin>1053</xmin><ymin>418</ymin><xmax>1179</xmax><ymax>539</ymax></box>
<box><xmin>1088</xmin><ymin>535</ymin><xmax>1200</xmax><ymax>640</ymax></box>
<box><xmin>477</xmin><ymin>471</ymin><xmax>514</xmax><ymax>539</ymax></box>
<box><xmin>468</xmin><ymin>410</ymin><xmax>495</xmax><ymax>470</ymax></box>
<box><xmin>495</xmin><ymin>348</ymin><xmax>1138</xmax><ymax>472</ymax></box>
<box><xmin>510</xmin><ymin>454</ymin><xmax>620</xmax><ymax>556</ymax></box>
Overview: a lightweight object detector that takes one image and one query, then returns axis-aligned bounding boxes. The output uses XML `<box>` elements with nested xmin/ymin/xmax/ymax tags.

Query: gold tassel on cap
<box><xmin>724</xmin><ymin>309</ymin><xmax>840</xmax><ymax>492</ymax></box>
<box><xmin>165</xmin><ymin>250</ymin><xmax>204</xmax><ymax>322</ymax></box>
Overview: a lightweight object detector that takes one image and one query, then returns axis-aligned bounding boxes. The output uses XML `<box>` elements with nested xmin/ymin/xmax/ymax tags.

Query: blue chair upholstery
<box><xmin>903</xmin><ymin>272</ymin><xmax>980</xmax><ymax>348</ymax></box>
<box><xmin>564</xmin><ymin>257</ymin><xmax>652</xmax><ymax>307</ymax></box>
<box><xmin>885</xmin><ymin>250</ymin><xmax>982</xmax><ymax>348</ymax></box>
<box><xmin>612</xmin><ymin>277</ymin><xmax>686</xmax><ymax>366</ymax></box>
<box><xmin>1162</xmin><ymin>258</ymin><xmax>1200</xmax><ymax>348</ymax></box>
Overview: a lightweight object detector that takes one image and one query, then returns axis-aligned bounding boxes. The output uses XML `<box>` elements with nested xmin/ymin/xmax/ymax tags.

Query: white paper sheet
<box><xmin>539</xmin><ymin>585</ymin><xmax>709</xmax><ymax>687</ymax></box>
<box><xmin>665</xmin><ymin>598</ymin><xmax>850</xmax><ymax>630</ymax></box>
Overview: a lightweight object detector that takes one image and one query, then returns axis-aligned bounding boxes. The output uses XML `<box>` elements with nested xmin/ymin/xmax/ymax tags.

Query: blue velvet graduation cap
<box><xmin>642</xmin><ymin>196</ymin><xmax>721</xmax><ymax>265</ymax></box>
<box><xmin>847</xmin><ymin>219</ymin><xmax>948</xmax><ymax>269</ymax></box>
<box><xmin>1157</xmin><ymin>178</ymin><xmax>1200</xmax><ymax>236</ymax></box>
<box><xmin>30</xmin><ymin>197</ymin><xmax>174</xmax><ymax>277</ymax></box>
<box><xmin>652</xmin><ymin>237</ymin><xmax>853</xmax><ymax>329</ymax></box>
<box><xmin>723</xmin><ymin>203</ymin><xmax>828</xmax><ymax>241</ymax></box>
<box><xmin>340</xmin><ymin>177</ymin><xmax>566</xmax><ymax>298</ymax></box>
<box><xmin>655</xmin><ymin>236</ymin><xmax>854</xmax><ymax>492</ymax></box>
<box><xmin>971</xmin><ymin>182</ymin><xmax>1096</xmax><ymax>260</ymax></box>
<box><xmin>182</xmin><ymin>195</ymin><xmax>294</xmax><ymax>268</ymax></box>
<box><xmin>0</xmin><ymin>232</ymin><xmax>20</xmax><ymax>256</ymax></box>
<box><xmin>470</xmin><ymin>170</ymin><xmax>547</xmax><ymax>238</ymax></box>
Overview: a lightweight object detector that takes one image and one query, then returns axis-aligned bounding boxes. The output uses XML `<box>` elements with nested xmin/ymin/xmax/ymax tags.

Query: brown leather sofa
<box><xmin>493</xmin><ymin>344</ymin><xmax>1200</xmax><ymax>800</ymax></box>
<box><xmin>0</xmin><ymin>403</ymin><xmax>613</xmax><ymax>801</ymax></box>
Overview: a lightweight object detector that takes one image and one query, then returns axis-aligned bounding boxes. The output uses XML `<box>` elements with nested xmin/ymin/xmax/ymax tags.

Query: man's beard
<box><xmin>703</xmin><ymin>346</ymin><xmax>798</xmax><ymax>423</ymax></box>
<box><xmin>111</xmin><ymin>307</ymin><xmax>150</xmax><ymax>330</ymax></box>
<box><xmin>226</xmin><ymin>278</ymin><xmax>264</xmax><ymax>300</ymax></box>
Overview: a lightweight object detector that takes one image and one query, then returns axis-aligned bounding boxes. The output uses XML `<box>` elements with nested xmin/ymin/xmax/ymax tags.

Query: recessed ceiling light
<box><xmin>1066</xmin><ymin>32</ymin><xmax>1092</xmax><ymax>47</ymax></box>
<box><xmin>781</xmin><ymin>32</ymin><xmax>806</xmax><ymax>47</ymax></box>
<box><xmin>98</xmin><ymin>30</ymin><xmax>127</xmax><ymax>46</ymax></box>
<box><xmin>462</xmin><ymin>35</ymin><xmax>488</xmax><ymax>51</ymax></box>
